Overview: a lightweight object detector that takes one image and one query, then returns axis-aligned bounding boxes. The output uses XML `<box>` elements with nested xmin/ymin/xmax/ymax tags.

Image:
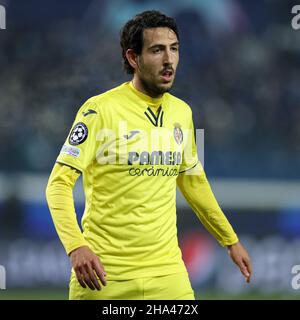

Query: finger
<box><xmin>92</xmin><ymin>260</ymin><xmax>107</xmax><ymax>286</ymax></box>
<box><xmin>80</xmin><ymin>266</ymin><xmax>96</xmax><ymax>290</ymax></box>
<box><xmin>75</xmin><ymin>270</ymin><xmax>87</xmax><ymax>289</ymax></box>
<box><xmin>245</xmin><ymin>257</ymin><xmax>253</xmax><ymax>276</ymax></box>
<box><xmin>243</xmin><ymin>258</ymin><xmax>252</xmax><ymax>283</ymax></box>
<box><xmin>238</xmin><ymin>260</ymin><xmax>250</xmax><ymax>280</ymax></box>
<box><xmin>86</xmin><ymin>264</ymin><xmax>101</xmax><ymax>291</ymax></box>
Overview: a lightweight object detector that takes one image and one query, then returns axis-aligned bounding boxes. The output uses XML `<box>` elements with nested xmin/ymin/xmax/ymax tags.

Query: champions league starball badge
<box><xmin>69</xmin><ymin>122</ymin><xmax>88</xmax><ymax>145</ymax></box>
<box><xmin>173</xmin><ymin>123</ymin><xmax>183</xmax><ymax>145</ymax></box>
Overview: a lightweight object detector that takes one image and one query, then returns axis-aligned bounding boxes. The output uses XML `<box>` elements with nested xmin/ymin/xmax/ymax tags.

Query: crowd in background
<box><xmin>0</xmin><ymin>0</ymin><xmax>299</xmax><ymax>178</ymax></box>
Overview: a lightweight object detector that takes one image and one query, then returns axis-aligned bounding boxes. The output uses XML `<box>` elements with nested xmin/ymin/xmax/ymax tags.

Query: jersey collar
<box><xmin>128</xmin><ymin>81</ymin><xmax>164</xmax><ymax>108</ymax></box>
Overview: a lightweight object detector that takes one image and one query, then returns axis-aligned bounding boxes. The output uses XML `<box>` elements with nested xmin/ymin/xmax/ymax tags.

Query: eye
<box><xmin>152</xmin><ymin>48</ymin><xmax>161</xmax><ymax>53</ymax></box>
<box><xmin>171</xmin><ymin>46</ymin><xmax>179</xmax><ymax>52</ymax></box>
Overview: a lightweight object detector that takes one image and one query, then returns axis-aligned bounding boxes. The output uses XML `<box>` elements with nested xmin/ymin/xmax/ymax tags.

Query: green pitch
<box><xmin>0</xmin><ymin>289</ymin><xmax>298</xmax><ymax>300</ymax></box>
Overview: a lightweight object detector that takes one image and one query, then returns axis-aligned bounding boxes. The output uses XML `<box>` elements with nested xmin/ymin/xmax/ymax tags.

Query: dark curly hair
<box><xmin>120</xmin><ymin>10</ymin><xmax>179</xmax><ymax>74</ymax></box>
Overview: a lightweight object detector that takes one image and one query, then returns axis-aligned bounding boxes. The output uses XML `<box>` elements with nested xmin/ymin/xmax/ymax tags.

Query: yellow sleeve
<box><xmin>45</xmin><ymin>162</ymin><xmax>90</xmax><ymax>255</ymax></box>
<box><xmin>177</xmin><ymin>109</ymin><xmax>238</xmax><ymax>246</ymax></box>
<box><xmin>177</xmin><ymin>163</ymin><xmax>239</xmax><ymax>246</ymax></box>
<box><xmin>179</xmin><ymin>109</ymin><xmax>199</xmax><ymax>173</ymax></box>
<box><xmin>56</xmin><ymin>99</ymin><xmax>102</xmax><ymax>173</ymax></box>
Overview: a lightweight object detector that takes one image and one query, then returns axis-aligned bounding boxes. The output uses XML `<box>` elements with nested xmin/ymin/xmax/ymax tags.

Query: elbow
<box><xmin>45</xmin><ymin>177</ymin><xmax>53</xmax><ymax>205</ymax></box>
<box><xmin>45</xmin><ymin>172</ymin><xmax>58</xmax><ymax>205</ymax></box>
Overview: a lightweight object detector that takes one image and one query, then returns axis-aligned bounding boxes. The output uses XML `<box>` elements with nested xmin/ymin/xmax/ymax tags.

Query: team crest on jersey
<box><xmin>173</xmin><ymin>123</ymin><xmax>183</xmax><ymax>145</ymax></box>
<box><xmin>69</xmin><ymin>122</ymin><xmax>88</xmax><ymax>145</ymax></box>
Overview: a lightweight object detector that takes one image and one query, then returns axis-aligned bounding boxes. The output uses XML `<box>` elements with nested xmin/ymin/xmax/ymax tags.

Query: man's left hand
<box><xmin>227</xmin><ymin>241</ymin><xmax>252</xmax><ymax>283</ymax></box>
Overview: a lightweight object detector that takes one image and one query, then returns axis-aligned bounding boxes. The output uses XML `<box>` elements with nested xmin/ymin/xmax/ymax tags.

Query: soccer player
<box><xmin>46</xmin><ymin>10</ymin><xmax>252</xmax><ymax>300</ymax></box>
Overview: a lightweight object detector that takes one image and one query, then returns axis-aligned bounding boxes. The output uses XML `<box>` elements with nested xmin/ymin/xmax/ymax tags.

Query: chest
<box><xmin>97</xmin><ymin>104</ymin><xmax>188</xmax><ymax>166</ymax></box>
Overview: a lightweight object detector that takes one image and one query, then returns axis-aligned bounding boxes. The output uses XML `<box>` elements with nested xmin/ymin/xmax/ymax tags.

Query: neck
<box><xmin>132</xmin><ymin>75</ymin><xmax>163</xmax><ymax>99</ymax></box>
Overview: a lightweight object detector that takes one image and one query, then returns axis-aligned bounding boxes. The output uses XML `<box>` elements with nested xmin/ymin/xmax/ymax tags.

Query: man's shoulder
<box><xmin>165</xmin><ymin>93</ymin><xmax>192</xmax><ymax>114</ymax></box>
<box><xmin>166</xmin><ymin>93</ymin><xmax>191</xmax><ymax>111</ymax></box>
<box><xmin>86</xmin><ymin>82</ymin><xmax>127</xmax><ymax>108</ymax></box>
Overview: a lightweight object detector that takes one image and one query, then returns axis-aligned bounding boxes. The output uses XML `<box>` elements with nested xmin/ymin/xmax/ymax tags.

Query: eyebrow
<box><xmin>148</xmin><ymin>41</ymin><xmax>180</xmax><ymax>49</ymax></box>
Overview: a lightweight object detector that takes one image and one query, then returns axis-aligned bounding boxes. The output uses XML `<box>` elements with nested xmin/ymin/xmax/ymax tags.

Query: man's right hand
<box><xmin>69</xmin><ymin>246</ymin><xmax>107</xmax><ymax>290</ymax></box>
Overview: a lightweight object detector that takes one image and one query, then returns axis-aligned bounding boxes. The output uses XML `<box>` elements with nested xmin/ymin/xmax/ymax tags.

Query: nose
<box><xmin>163</xmin><ymin>48</ymin><xmax>173</xmax><ymax>65</ymax></box>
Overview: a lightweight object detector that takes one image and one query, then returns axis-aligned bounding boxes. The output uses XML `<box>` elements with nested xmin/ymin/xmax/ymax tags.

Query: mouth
<box><xmin>160</xmin><ymin>69</ymin><xmax>173</xmax><ymax>83</ymax></box>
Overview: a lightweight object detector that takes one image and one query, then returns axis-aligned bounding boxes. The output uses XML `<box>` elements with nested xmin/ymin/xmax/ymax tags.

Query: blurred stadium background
<box><xmin>1</xmin><ymin>0</ymin><xmax>300</xmax><ymax>300</ymax></box>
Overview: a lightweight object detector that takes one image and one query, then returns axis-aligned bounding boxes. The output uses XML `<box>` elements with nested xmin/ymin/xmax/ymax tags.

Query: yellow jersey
<box><xmin>55</xmin><ymin>81</ymin><xmax>232</xmax><ymax>280</ymax></box>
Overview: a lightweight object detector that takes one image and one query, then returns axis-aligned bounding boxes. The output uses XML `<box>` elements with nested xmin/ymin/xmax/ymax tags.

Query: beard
<box><xmin>139</xmin><ymin>75</ymin><xmax>173</xmax><ymax>98</ymax></box>
<box><xmin>137</xmin><ymin>59</ymin><xmax>175</xmax><ymax>97</ymax></box>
